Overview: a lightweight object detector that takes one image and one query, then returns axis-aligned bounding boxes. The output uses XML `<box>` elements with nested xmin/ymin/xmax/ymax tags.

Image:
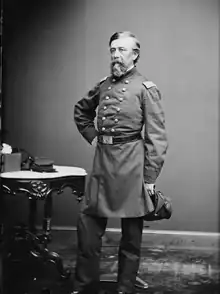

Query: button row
<box><xmin>110</xmin><ymin>87</ymin><xmax>126</xmax><ymax>91</ymax></box>
<box><xmin>105</xmin><ymin>96</ymin><xmax>124</xmax><ymax>102</ymax></box>
<box><xmin>106</xmin><ymin>88</ymin><xmax>126</xmax><ymax>93</ymax></box>
<box><xmin>111</xmin><ymin>79</ymin><xmax>129</xmax><ymax>84</ymax></box>
<box><xmin>100</xmin><ymin>80</ymin><xmax>129</xmax><ymax>134</ymax></box>
<box><xmin>101</xmin><ymin>117</ymin><xmax>119</xmax><ymax>122</ymax></box>
<box><xmin>102</xmin><ymin>106</ymin><xmax>120</xmax><ymax>111</ymax></box>
<box><xmin>101</xmin><ymin>127</ymin><xmax>115</xmax><ymax>132</ymax></box>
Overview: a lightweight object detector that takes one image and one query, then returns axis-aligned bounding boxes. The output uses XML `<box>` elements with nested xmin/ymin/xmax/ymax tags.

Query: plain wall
<box><xmin>2</xmin><ymin>0</ymin><xmax>219</xmax><ymax>232</ymax></box>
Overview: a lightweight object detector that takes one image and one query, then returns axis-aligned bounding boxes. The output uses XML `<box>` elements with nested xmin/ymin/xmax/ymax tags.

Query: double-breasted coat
<box><xmin>74</xmin><ymin>67</ymin><xmax>168</xmax><ymax>218</ymax></box>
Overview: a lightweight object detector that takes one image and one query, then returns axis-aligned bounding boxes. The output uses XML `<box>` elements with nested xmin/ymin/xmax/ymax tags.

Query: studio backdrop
<box><xmin>3</xmin><ymin>0</ymin><xmax>219</xmax><ymax>232</ymax></box>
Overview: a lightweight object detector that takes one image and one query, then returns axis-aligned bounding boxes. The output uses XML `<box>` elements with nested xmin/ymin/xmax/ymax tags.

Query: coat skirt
<box><xmin>81</xmin><ymin>138</ymin><xmax>154</xmax><ymax>218</ymax></box>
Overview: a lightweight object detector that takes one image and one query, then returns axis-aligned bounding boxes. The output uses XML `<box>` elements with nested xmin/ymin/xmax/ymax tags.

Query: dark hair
<box><xmin>109</xmin><ymin>31</ymin><xmax>140</xmax><ymax>64</ymax></box>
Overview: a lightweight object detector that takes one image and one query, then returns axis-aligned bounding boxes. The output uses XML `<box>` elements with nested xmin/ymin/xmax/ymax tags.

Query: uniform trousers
<box><xmin>74</xmin><ymin>212</ymin><xmax>144</xmax><ymax>293</ymax></box>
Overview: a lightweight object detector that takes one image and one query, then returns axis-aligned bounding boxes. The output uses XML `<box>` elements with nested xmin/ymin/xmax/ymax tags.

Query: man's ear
<box><xmin>132</xmin><ymin>50</ymin><xmax>139</xmax><ymax>62</ymax></box>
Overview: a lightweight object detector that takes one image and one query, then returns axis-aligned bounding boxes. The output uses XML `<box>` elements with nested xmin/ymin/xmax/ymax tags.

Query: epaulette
<box><xmin>99</xmin><ymin>76</ymin><xmax>108</xmax><ymax>84</ymax></box>
<box><xmin>142</xmin><ymin>81</ymin><xmax>157</xmax><ymax>89</ymax></box>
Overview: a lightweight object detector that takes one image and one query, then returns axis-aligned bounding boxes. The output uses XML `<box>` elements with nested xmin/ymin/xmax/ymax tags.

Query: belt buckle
<box><xmin>102</xmin><ymin>135</ymin><xmax>113</xmax><ymax>144</ymax></box>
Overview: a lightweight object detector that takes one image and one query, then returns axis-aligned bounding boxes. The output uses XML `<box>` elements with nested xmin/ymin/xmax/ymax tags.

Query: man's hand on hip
<box><xmin>91</xmin><ymin>136</ymin><xmax>97</xmax><ymax>147</ymax></box>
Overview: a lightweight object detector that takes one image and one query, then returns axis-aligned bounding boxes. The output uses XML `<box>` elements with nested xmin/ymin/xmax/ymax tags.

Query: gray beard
<box><xmin>111</xmin><ymin>62</ymin><xmax>128</xmax><ymax>77</ymax></box>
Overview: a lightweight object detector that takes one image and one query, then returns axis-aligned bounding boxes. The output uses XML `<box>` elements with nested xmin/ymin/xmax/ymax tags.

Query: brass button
<box><xmin>111</xmin><ymin>128</ymin><xmax>115</xmax><ymax>132</ymax></box>
<box><xmin>119</xmin><ymin>97</ymin><xmax>123</xmax><ymax>102</ymax></box>
<box><xmin>102</xmin><ymin>127</ymin><xmax>106</xmax><ymax>131</ymax></box>
<box><xmin>125</xmin><ymin>80</ymin><xmax>129</xmax><ymax>84</ymax></box>
<box><xmin>108</xmin><ymin>86</ymin><xmax>112</xmax><ymax>90</ymax></box>
<box><xmin>103</xmin><ymin>106</ymin><xmax>107</xmax><ymax>110</ymax></box>
<box><xmin>122</xmin><ymin>88</ymin><xmax>126</xmax><ymax>92</ymax></box>
<box><xmin>106</xmin><ymin>96</ymin><xmax>110</xmax><ymax>100</ymax></box>
<box><xmin>116</xmin><ymin>107</ymin><xmax>120</xmax><ymax>112</ymax></box>
<box><xmin>102</xmin><ymin>117</ymin><xmax>106</xmax><ymax>120</ymax></box>
<box><xmin>114</xmin><ymin>118</ymin><xmax>118</xmax><ymax>123</ymax></box>
<box><xmin>112</xmin><ymin>79</ymin><xmax>116</xmax><ymax>82</ymax></box>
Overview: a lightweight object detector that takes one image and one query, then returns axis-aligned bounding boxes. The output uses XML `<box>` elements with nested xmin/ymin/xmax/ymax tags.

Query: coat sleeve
<box><xmin>142</xmin><ymin>81</ymin><xmax>168</xmax><ymax>184</ymax></box>
<box><xmin>74</xmin><ymin>82</ymin><xmax>102</xmax><ymax>144</ymax></box>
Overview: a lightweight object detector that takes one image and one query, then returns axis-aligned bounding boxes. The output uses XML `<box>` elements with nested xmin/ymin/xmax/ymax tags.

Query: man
<box><xmin>73</xmin><ymin>31</ymin><xmax>168</xmax><ymax>294</ymax></box>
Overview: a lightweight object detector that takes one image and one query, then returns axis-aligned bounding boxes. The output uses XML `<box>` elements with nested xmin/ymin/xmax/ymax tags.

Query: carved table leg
<box><xmin>40</xmin><ymin>194</ymin><xmax>70</xmax><ymax>279</ymax></box>
<box><xmin>42</xmin><ymin>194</ymin><xmax>52</xmax><ymax>246</ymax></box>
<box><xmin>28</xmin><ymin>197</ymin><xmax>37</xmax><ymax>234</ymax></box>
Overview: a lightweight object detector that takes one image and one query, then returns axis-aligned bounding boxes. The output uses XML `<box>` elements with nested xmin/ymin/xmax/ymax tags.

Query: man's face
<box><xmin>110</xmin><ymin>37</ymin><xmax>137</xmax><ymax>77</ymax></box>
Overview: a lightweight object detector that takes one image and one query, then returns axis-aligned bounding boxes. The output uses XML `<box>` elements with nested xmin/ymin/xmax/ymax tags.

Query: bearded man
<box><xmin>73</xmin><ymin>31</ymin><xmax>168</xmax><ymax>294</ymax></box>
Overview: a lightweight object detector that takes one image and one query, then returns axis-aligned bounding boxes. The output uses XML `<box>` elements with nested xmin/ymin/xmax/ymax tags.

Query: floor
<box><xmin>2</xmin><ymin>229</ymin><xmax>220</xmax><ymax>294</ymax></box>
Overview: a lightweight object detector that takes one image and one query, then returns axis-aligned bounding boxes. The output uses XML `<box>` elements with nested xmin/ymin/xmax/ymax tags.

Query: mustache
<box><xmin>111</xmin><ymin>60</ymin><xmax>125</xmax><ymax>67</ymax></box>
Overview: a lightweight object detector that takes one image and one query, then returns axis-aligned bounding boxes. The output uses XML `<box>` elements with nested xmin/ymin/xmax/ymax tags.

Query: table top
<box><xmin>0</xmin><ymin>165</ymin><xmax>87</xmax><ymax>180</ymax></box>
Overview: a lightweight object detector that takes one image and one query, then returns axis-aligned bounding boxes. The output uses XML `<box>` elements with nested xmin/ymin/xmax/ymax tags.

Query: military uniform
<box><xmin>73</xmin><ymin>66</ymin><xmax>168</xmax><ymax>293</ymax></box>
<box><xmin>74</xmin><ymin>66</ymin><xmax>168</xmax><ymax>218</ymax></box>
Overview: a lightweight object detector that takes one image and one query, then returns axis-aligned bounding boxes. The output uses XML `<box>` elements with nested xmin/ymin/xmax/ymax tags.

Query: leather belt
<box><xmin>98</xmin><ymin>133</ymin><xmax>142</xmax><ymax>145</ymax></box>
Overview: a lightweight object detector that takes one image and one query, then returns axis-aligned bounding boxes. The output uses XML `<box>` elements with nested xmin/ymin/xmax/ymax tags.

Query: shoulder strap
<box><xmin>142</xmin><ymin>80</ymin><xmax>157</xmax><ymax>89</ymax></box>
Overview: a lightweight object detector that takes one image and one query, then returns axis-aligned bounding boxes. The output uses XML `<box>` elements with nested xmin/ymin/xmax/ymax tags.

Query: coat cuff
<box><xmin>82</xmin><ymin>127</ymin><xmax>98</xmax><ymax>144</ymax></box>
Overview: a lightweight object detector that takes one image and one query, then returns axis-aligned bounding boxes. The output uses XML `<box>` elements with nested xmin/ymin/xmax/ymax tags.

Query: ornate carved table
<box><xmin>0</xmin><ymin>165</ymin><xmax>148</xmax><ymax>291</ymax></box>
<box><xmin>0</xmin><ymin>165</ymin><xmax>87</xmax><ymax>281</ymax></box>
